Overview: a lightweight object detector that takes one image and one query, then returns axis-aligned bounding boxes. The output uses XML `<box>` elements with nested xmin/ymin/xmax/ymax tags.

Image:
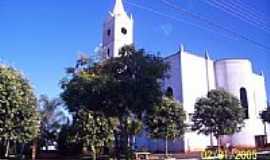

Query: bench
<box><xmin>134</xmin><ymin>152</ymin><xmax>151</xmax><ymax>160</ymax></box>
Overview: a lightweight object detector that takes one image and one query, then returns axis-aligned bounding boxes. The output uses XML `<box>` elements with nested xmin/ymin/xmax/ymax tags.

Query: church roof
<box><xmin>214</xmin><ymin>58</ymin><xmax>250</xmax><ymax>63</ymax></box>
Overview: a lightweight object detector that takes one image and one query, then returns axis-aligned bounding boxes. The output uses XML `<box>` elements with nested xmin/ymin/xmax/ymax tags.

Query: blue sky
<box><xmin>0</xmin><ymin>0</ymin><xmax>269</xmax><ymax>101</ymax></box>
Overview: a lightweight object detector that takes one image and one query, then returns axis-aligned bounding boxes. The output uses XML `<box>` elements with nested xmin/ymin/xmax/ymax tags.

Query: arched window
<box><xmin>107</xmin><ymin>48</ymin><xmax>110</xmax><ymax>57</ymax></box>
<box><xmin>166</xmin><ymin>87</ymin><xmax>174</xmax><ymax>98</ymax></box>
<box><xmin>240</xmin><ymin>87</ymin><xmax>249</xmax><ymax>119</ymax></box>
<box><xmin>107</xmin><ymin>29</ymin><xmax>111</xmax><ymax>36</ymax></box>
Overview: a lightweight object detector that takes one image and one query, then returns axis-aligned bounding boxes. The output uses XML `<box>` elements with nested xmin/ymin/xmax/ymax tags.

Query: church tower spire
<box><xmin>112</xmin><ymin>0</ymin><xmax>126</xmax><ymax>16</ymax></box>
<box><xmin>102</xmin><ymin>0</ymin><xmax>134</xmax><ymax>59</ymax></box>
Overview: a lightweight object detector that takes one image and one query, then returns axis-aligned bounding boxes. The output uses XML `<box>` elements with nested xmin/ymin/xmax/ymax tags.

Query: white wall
<box><xmin>164</xmin><ymin>53</ymin><xmax>183</xmax><ymax>101</ymax></box>
<box><xmin>215</xmin><ymin>59</ymin><xmax>266</xmax><ymax>147</ymax></box>
<box><xmin>180</xmin><ymin>51</ymin><xmax>217</xmax><ymax>151</ymax></box>
<box><xmin>113</xmin><ymin>15</ymin><xmax>133</xmax><ymax>57</ymax></box>
<box><xmin>152</xmin><ymin>53</ymin><xmax>269</xmax><ymax>150</ymax></box>
<box><xmin>181</xmin><ymin>51</ymin><xmax>214</xmax><ymax>113</ymax></box>
<box><xmin>163</xmin><ymin>51</ymin><xmax>218</xmax><ymax>152</ymax></box>
<box><xmin>215</xmin><ymin>59</ymin><xmax>256</xmax><ymax>119</ymax></box>
<box><xmin>253</xmin><ymin>73</ymin><xmax>268</xmax><ymax>117</ymax></box>
<box><xmin>102</xmin><ymin>8</ymin><xmax>133</xmax><ymax>58</ymax></box>
<box><xmin>135</xmin><ymin>131</ymin><xmax>184</xmax><ymax>152</ymax></box>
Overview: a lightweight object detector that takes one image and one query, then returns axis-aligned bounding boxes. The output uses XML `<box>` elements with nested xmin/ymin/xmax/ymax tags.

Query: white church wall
<box><xmin>267</xmin><ymin>124</ymin><xmax>270</xmax><ymax>144</ymax></box>
<box><xmin>215</xmin><ymin>59</ymin><xmax>256</xmax><ymax>119</ymax></box>
<box><xmin>113</xmin><ymin>15</ymin><xmax>133</xmax><ymax>57</ymax></box>
<box><xmin>180</xmin><ymin>51</ymin><xmax>212</xmax><ymax>114</ymax></box>
<box><xmin>253</xmin><ymin>73</ymin><xmax>268</xmax><ymax>117</ymax></box>
<box><xmin>135</xmin><ymin>52</ymin><xmax>186</xmax><ymax>153</ymax></box>
<box><xmin>163</xmin><ymin>50</ymin><xmax>217</xmax><ymax>152</ymax></box>
<box><xmin>215</xmin><ymin>59</ymin><xmax>266</xmax><ymax>147</ymax></box>
<box><xmin>252</xmin><ymin>73</ymin><xmax>269</xmax><ymax>143</ymax></box>
<box><xmin>164</xmin><ymin>53</ymin><xmax>183</xmax><ymax>101</ymax></box>
<box><xmin>135</xmin><ymin>131</ymin><xmax>184</xmax><ymax>152</ymax></box>
<box><xmin>103</xmin><ymin>18</ymin><xmax>114</xmax><ymax>46</ymax></box>
<box><xmin>232</xmin><ymin>119</ymin><xmax>265</xmax><ymax>147</ymax></box>
<box><xmin>102</xmin><ymin>0</ymin><xmax>133</xmax><ymax>59</ymax></box>
<box><xmin>102</xmin><ymin>18</ymin><xmax>115</xmax><ymax>58</ymax></box>
<box><xmin>206</xmin><ymin>58</ymin><xmax>216</xmax><ymax>90</ymax></box>
<box><xmin>184</xmin><ymin>132</ymin><xmax>214</xmax><ymax>152</ymax></box>
<box><xmin>180</xmin><ymin>51</ymin><xmax>216</xmax><ymax>151</ymax></box>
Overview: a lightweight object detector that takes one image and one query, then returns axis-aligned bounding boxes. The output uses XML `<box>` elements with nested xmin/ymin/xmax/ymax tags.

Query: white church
<box><xmin>101</xmin><ymin>0</ymin><xmax>269</xmax><ymax>152</ymax></box>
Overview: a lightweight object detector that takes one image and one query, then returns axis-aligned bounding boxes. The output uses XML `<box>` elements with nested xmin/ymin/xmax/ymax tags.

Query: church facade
<box><xmin>102</xmin><ymin>0</ymin><xmax>269</xmax><ymax>152</ymax></box>
<box><xmin>161</xmin><ymin>47</ymin><xmax>268</xmax><ymax>152</ymax></box>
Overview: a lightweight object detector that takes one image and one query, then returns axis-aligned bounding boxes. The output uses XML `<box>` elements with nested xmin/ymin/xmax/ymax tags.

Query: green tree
<box><xmin>126</xmin><ymin>117</ymin><xmax>143</xmax><ymax>151</ymax></box>
<box><xmin>71</xmin><ymin>109</ymin><xmax>115</xmax><ymax>160</ymax></box>
<box><xmin>57</xmin><ymin>124</ymin><xmax>82</xmax><ymax>155</ymax></box>
<box><xmin>38</xmin><ymin>95</ymin><xmax>69</xmax><ymax>150</ymax></box>
<box><xmin>0</xmin><ymin>65</ymin><xmax>39</xmax><ymax>158</ymax></box>
<box><xmin>192</xmin><ymin>89</ymin><xmax>245</xmax><ymax>147</ymax></box>
<box><xmin>144</xmin><ymin>96</ymin><xmax>186</xmax><ymax>157</ymax></box>
<box><xmin>260</xmin><ymin>105</ymin><xmax>270</xmax><ymax>142</ymax></box>
<box><xmin>61</xmin><ymin>46</ymin><xmax>169</xmax><ymax>159</ymax></box>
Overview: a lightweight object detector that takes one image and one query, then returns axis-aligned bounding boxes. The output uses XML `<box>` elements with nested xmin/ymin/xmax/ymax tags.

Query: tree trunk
<box><xmin>19</xmin><ymin>143</ymin><xmax>25</xmax><ymax>160</ymax></box>
<box><xmin>210</xmin><ymin>132</ymin><xmax>214</xmax><ymax>147</ymax></box>
<box><xmin>0</xmin><ymin>140</ymin><xmax>3</xmax><ymax>157</ymax></box>
<box><xmin>165</xmin><ymin>136</ymin><xmax>168</xmax><ymax>158</ymax></box>
<box><xmin>32</xmin><ymin>140</ymin><xmax>37</xmax><ymax>160</ymax></box>
<box><xmin>264</xmin><ymin>122</ymin><xmax>268</xmax><ymax>144</ymax></box>
<box><xmin>120</xmin><ymin>116</ymin><xmax>130</xmax><ymax>159</ymax></box>
<box><xmin>216</xmin><ymin>136</ymin><xmax>221</xmax><ymax>149</ymax></box>
<box><xmin>91</xmin><ymin>145</ymin><xmax>96</xmax><ymax>160</ymax></box>
<box><xmin>128</xmin><ymin>135</ymin><xmax>132</xmax><ymax>153</ymax></box>
<box><xmin>114</xmin><ymin>131</ymin><xmax>120</xmax><ymax>160</ymax></box>
<box><xmin>264</xmin><ymin>122</ymin><xmax>267</xmax><ymax>137</ymax></box>
<box><xmin>124</xmin><ymin>118</ymin><xmax>131</xmax><ymax>160</ymax></box>
<box><xmin>5</xmin><ymin>140</ymin><xmax>10</xmax><ymax>158</ymax></box>
<box><xmin>132</xmin><ymin>136</ymin><xmax>136</xmax><ymax>150</ymax></box>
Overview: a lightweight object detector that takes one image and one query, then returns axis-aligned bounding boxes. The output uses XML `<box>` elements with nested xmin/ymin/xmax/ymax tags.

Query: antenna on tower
<box><xmin>205</xmin><ymin>49</ymin><xmax>210</xmax><ymax>59</ymax></box>
<box><xmin>180</xmin><ymin>44</ymin><xmax>185</xmax><ymax>53</ymax></box>
<box><xmin>261</xmin><ymin>71</ymin><xmax>265</xmax><ymax>77</ymax></box>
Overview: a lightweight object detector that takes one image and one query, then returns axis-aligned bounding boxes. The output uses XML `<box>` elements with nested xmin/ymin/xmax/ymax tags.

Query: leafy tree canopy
<box><xmin>192</xmin><ymin>89</ymin><xmax>245</xmax><ymax>138</ymax></box>
<box><xmin>69</xmin><ymin>109</ymin><xmax>115</xmax><ymax>160</ymax></box>
<box><xmin>71</xmin><ymin>109</ymin><xmax>115</xmax><ymax>148</ymax></box>
<box><xmin>145</xmin><ymin>96</ymin><xmax>186</xmax><ymax>140</ymax></box>
<box><xmin>0</xmin><ymin>65</ymin><xmax>39</xmax><ymax>143</ymax></box>
<box><xmin>61</xmin><ymin>45</ymin><xmax>169</xmax><ymax>119</ymax></box>
<box><xmin>261</xmin><ymin>107</ymin><xmax>270</xmax><ymax>123</ymax></box>
<box><xmin>38</xmin><ymin>95</ymin><xmax>70</xmax><ymax>149</ymax></box>
<box><xmin>60</xmin><ymin>45</ymin><xmax>169</xmax><ymax>158</ymax></box>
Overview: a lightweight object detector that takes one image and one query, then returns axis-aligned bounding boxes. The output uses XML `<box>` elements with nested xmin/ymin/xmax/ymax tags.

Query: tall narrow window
<box><xmin>166</xmin><ymin>87</ymin><xmax>174</xmax><ymax>98</ymax></box>
<box><xmin>107</xmin><ymin>48</ymin><xmax>110</xmax><ymax>57</ymax></box>
<box><xmin>107</xmin><ymin>29</ymin><xmax>111</xmax><ymax>36</ymax></box>
<box><xmin>240</xmin><ymin>87</ymin><xmax>249</xmax><ymax>119</ymax></box>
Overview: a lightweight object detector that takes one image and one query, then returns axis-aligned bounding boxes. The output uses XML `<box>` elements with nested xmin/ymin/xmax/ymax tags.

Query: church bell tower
<box><xmin>102</xmin><ymin>0</ymin><xmax>134</xmax><ymax>59</ymax></box>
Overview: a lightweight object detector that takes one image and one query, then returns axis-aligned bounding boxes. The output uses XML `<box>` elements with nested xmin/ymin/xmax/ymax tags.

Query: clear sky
<box><xmin>0</xmin><ymin>0</ymin><xmax>269</xmax><ymax>100</ymax></box>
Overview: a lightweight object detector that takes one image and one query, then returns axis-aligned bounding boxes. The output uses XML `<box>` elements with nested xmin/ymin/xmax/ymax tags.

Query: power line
<box><xmin>227</xmin><ymin>0</ymin><xmax>270</xmax><ymax>22</ymax></box>
<box><xmin>204</xmin><ymin>0</ymin><xmax>270</xmax><ymax>34</ymax></box>
<box><xmin>234</xmin><ymin>0</ymin><xmax>270</xmax><ymax>21</ymax></box>
<box><xmin>124</xmin><ymin>0</ymin><xmax>270</xmax><ymax>52</ymax></box>
<box><xmin>216</xmin><ymin>0</ymin><xmax>270</xmax><ymax>25</ymax></box>
<box><xmin>124</xmin><ymin>0</ymin><xmax>238</xmax><ymax>40</ymax></box>
<box><xmin>160</xmin><ymin>0</ymin><xmax>270</xmax><ymax>51</ymax></box>
<box><xmin>206</xmin><ymin>0</ymin><xmax>270</xmax><ymax>33</ymax></box>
